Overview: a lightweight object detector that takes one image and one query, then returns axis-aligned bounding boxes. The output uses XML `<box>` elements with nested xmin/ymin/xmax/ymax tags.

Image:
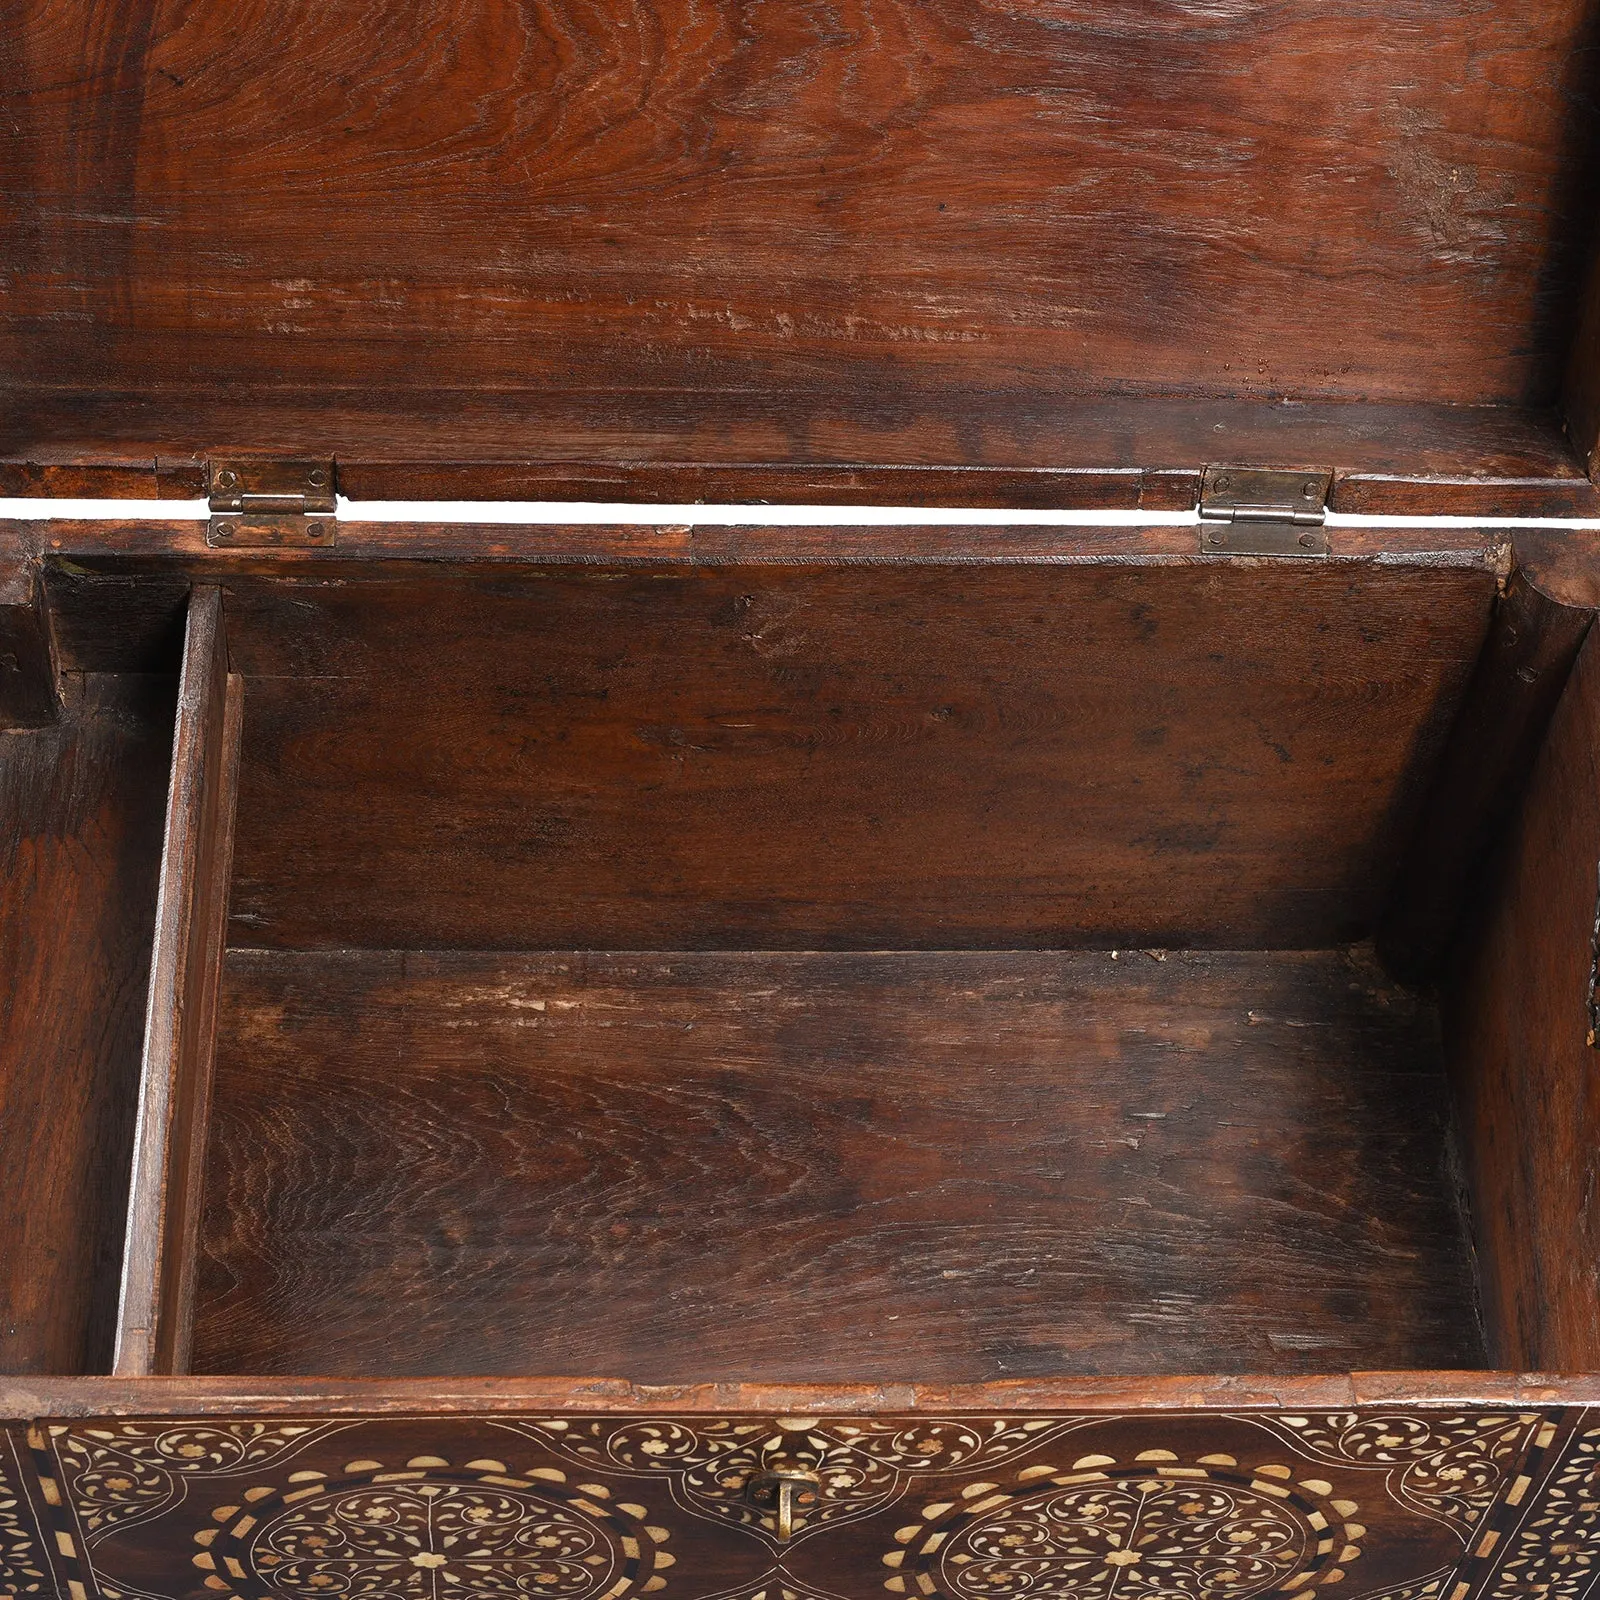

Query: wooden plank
<box><xmin>1378</xmin><ymin>565</ymin><xmax>1595</xmax><ymax>982</ymax></box>
<box><xmin>0</xmin><ymin>677</ymin><xmax>174</xmax><ymax>1374</ymax></box>
<box><xmin>1447</xmin><ymin>623</ymin><xmax>1600</xmax><ymax>1370</ymax></box>
<box><xmin>0</xmin><ymin>395</ymin><xmax>1597</xmax><ymax>513</ymax></box>
<box><xmin>218</xmin><ymin>561</ymin><xmax>1494</xmax><ymax>951</ymax></box>
<box><xmin>3</xmin><ymin>0</ymin><xmax>1595</xmax><ymax>419</ymax></box>
<box><xmin>194</xmin><ymin>947</ymin><xmax>1483</xmax><ymax>1382</ymax></box>
<box><xmin>27</xmin><ymin>523</ymin><xmax>1505</xmax><ymax>676</ymax></box>
<box><xmin>6</xmin><ymin>1371</ymin><xmax>1600</xmax><ymax>1420</ymax></box>
<box><xmin>113</xmin><ymin>588</ymin><xmax>243</xmax><ymax>1377</ymax></box>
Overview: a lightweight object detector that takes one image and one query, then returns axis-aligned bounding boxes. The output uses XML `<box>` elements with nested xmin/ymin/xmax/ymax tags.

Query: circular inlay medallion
<box><xmin>890</xmin><ymin>1456</ymin><xmax>1362</xmax><ymax>1600</ymax></box>
<box><xmin>197</xmin><ymin>1460</ymin><xmax>670</xmax><ymax>1600</ymax></box>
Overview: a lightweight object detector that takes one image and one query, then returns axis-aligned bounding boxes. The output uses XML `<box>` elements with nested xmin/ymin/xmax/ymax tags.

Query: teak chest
<box><xmin>6</xmin><ymin>3</ymin><xmax>1600</xmax><ymax>1599</ymax></box>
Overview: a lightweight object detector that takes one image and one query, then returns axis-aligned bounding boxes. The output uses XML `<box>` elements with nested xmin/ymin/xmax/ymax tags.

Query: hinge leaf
<box><xmin>207</xmin><ymin>458</ymin><xmax>337</xmax><ymax>547</ymax></box>
<box><xmin>1199</xmin><ymin>465</ymin><xmax>1331</xmax><ymax>556</ymax></box>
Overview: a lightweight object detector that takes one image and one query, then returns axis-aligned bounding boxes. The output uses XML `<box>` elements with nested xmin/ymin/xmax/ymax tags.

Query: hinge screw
<box><xmin>1302</xmin><ymin>481</ymin><xmax>1319</xmax><ymax>499</ymax></box>
<box><xmin>1207</xmin><ymin>530</ymin><xmax>1225</xmax><ymax>546</ymax></box>
<box><xmin>308</xmin><ymin>468</ymin><xmax>328</xmax><ymax>487</ymax></box>
<box><xmin>1216</xmin><ymin>475</ymin><xmax>1231</xmax><ymax>491</ymax></box>
<box><xmin>213</xmin><ymin>526</ymin><xmax>233</xmax><ymax>541</ymax></box>
<box><xmin>215</xmin><ymin>469</ymin><xmax>238</xmax><ymax>491</ymax></box>
<box><xmin>1298</xmin><ymin>531</ymin><xmax>1316</xmax><ymax>548</ymax></box>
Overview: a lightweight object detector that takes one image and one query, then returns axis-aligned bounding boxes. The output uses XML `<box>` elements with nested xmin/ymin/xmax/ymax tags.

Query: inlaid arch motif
<box><xmin>886</xmin><ymin>1450</ymin><xmax>1365</xmax><ymax>1600</ymax></box>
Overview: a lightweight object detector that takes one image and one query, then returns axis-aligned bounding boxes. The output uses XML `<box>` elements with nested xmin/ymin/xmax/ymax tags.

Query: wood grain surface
<box><xmin>0</xmin><ymin>674</ymin><xmax>174</xmax><ymax>1374</ymax></box>
<box><xmin>0</xmin><ymin>548</ymin><xmax>57</xmax><ymax>728</ymax></box>
<box><xmin>3</xmin><ymin>0</ymin><xmax>1599</xmax><ymax>500</ymax></box>
<box><xmin>2</xmin><ymin>395</ymin><xmax>1598</xmax><ymax>513</ymax></box>
<box><xmin>1379</xmin><ymin>568</ymin><xmax>1595</xmax><ymax>982</ymax></box>
<box><xmin>23</xmin><ymin>519</ymin><xmax>1502</xmax><ymax>675</ymax></box>
<box><xmin>115</xmin><ymin>591</ymin><xmax>242</xmax><ymax>1377</ymax></box>
<box><xmin>222</xmin><ymin>562</ymin><xmax>1495</xmax><ymax>951</ymax></box>
<box><xmin>11</xmin><ymin>1370</ymin><xmax>1600</xmax><ymax>1421</ymax></box>
<box><xmin>1447</xmin><ymin>625</ymin><xmax>1600</xmax><ymax>1369</ymax></box>
<box><xmin>193</xmin><ymin>947</ymin><xmax>1484</xmax><ymax>1381</ymax></box>
<box><xmin>1565</xmin><ymin>212</ymin><xmax>1600</xmax><ymax>480</ymax></box>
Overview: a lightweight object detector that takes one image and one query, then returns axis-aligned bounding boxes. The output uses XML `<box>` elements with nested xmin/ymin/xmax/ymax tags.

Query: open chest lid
<box><xmin>5</xmin><ymin>0</ymin><xmax>1600</xmax><ymax>513</ymax></box>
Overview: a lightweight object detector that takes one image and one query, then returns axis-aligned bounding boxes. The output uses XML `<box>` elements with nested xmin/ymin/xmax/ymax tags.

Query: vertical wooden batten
<box><xmin>0</xmin><ymin>539</ymin><xmax>58</xmax><ymax>729</ymax></box>
<box><xmin>113</xmin><ymin>587</ymin><xmax>243</xmax><ymax>1377</ymax></box>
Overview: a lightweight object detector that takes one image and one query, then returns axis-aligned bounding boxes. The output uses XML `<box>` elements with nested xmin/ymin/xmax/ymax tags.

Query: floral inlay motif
<box><xmin>0</xmin><ymin>1439</ymin><xmax>49</xmax><ymax>1599</ymax></box>
<box><xmin>195</xmin><ymin>1456</ymin><xmax>671</xmax><ymax>1600</ymax></box>
<box><xmin>888</xmin><ymin>1451</ymin><xmax>1364</xmax><ymax>1600</ymax></box>
<box><xmin>54</xmin><ymin>1423</ymin><xmax>347</xmax><ymax>1542</ymax></box>
<box><xmin>1359</xmin><ymin>1581</ymin><xmax>1447</xmax><ymax>1599</ymax></box>
<box><xmin>1253</xmin><ymin>1413</ymin><xmax>1541</xmax><ymax>1534</ymax></box>
<box><xmin>1485</xmin><ymin>1425</ymin><xmax>1600</xmax><ymax>1599</ymax></box>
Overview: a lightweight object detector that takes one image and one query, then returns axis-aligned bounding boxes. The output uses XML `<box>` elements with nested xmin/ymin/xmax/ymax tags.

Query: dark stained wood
<box><xmin>1378</xmin><ymin>565</ymin><xmax>1595</xmax><ymax>983</ymax></box>
<box><xmin>114</xmin><ymin>590</ymin><xmax>243</xmax><ymax>1378</ymax></box>
<box><xmin>1514</xmin><ymin>524</ymin><xmax>1600</xmax><ymax>611</ymax></box>
<box><xmin>194</xmin><ymin>947</ymin><xmax>1484</xmax><ymax>1381</ymax></box>
<box><xmin>0</xmin><ymin>674</ymin><xmax>174</xmax><ymax>1374</ymax></box>
<box><xmin>9</xmin><ymin>1371</ymin><xmax>1600</xmax><ymax>1420</ymax></box>
<box><xmin>1446</xmin><ymin>625</ymin><xmax>1600</xmax><ymax>1371</ymax></box>
<box><xmin>1564</xmin><ymin>209</ymin><xmax>1600</xmax><ymax>480</ymax></box>
<box><xmin>1</xmin><ymin>0</ymin><xmax>1592</xmax><ymax>405</ymax></box>
<box><xmin>23</xmin><ymin>519</ymin><xmax>1506</xmax><ymax>676</ymax></box>
<box><xmin>1328</xmin><ymin>469</ymin><xmax>1600</xmax><ymax>518</ymax></box>
<box><xmin>4</xmin><ymin>0</ymin><xmax>1600</xmax><ymax>509</ymax></box>
<box><xmin>1</xmin><ymin>395</ymin><xmax>1598</xmax><ymax>514</ymax></box>
<box><xmin>0</xmin><ymin>541</ymin><xmax>56</xmax><ymax>728</ymax></box>
<box><xmin>221</xmin><ymin>561</ymin><xmax>1495</xmax><ymax>951</ymax></box>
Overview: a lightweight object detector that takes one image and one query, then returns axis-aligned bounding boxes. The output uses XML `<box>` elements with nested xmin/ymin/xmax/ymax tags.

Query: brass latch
<box><xmin>1199</xmin><ymin>465</ymin><xmax>1331</xmax><ymax>556</ymax></box>
<box><xmin>207</xmin><ymin>458</ymin><xmax>337</xmax><ymax>547</ymax></box>
<box><xmin>747</xmin><ymin>1456</ymin><xmax>822</xmax><ymax>1542</ymax></box>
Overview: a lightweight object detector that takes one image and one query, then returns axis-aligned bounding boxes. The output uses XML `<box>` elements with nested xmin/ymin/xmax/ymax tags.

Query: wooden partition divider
<box><xmin>113</xmin><ymin>587</ymin><xmax>243</xmax><ymax>1378</ymax></box>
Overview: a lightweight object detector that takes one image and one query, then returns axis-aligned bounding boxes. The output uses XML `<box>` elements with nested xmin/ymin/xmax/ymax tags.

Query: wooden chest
<box><xmin>6</xmin><ymin>3</ymin><xmax>1600</xmax><ymax>1598</ymax></box>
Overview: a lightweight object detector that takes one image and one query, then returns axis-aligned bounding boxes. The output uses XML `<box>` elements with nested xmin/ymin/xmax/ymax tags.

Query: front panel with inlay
<box><xmin>5</xmin><ymin>1411</ymin><xmax>1598</xmax><ymax>1600</ymax></box>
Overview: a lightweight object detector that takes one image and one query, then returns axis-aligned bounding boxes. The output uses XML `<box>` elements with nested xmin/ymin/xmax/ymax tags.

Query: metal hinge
<box><xmin>1199</xmin><ymin>466</ymin><xmax>1332</xmax><ymax>556</ymax></box>
<box><xmin>207</xmin><ymin>458</ymin><xmax>336</xmax><ymax>547</ymax></box>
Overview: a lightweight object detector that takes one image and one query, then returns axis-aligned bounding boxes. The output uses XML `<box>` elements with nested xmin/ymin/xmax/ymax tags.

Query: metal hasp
<box><xmin>1199</xmin><ymin>465</ymin><xmax>1332</xmax><ymax>556</ymax></box>
<box><xmin>207</xmin><ymin>458</ymin><xmax>337</xmax><ymax>547</ymax></box>
<box><xmin>747</xmin><ymin>1456</ymin><xmax>823</xmax><ymax>1542</ymax></box>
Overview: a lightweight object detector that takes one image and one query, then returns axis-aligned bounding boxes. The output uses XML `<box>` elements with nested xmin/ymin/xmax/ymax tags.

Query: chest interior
<box><xmin>6</xmin><ymin>0</ymin><xmax>1600</xmax><ymax>1402</ymax></box>
<box><xmin>5</xmin><ymin>528</ymin><xmax>1597</xmax><ymax>1388</ymax></box>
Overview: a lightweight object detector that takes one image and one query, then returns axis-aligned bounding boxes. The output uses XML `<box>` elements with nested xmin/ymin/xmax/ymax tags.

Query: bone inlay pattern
<box><xmin>5</xmin><ymin>1412</ymin><xmax>1595</xmax><ymax>1600</ymax></box>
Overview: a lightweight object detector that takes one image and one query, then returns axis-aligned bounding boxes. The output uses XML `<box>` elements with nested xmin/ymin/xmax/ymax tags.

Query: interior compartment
<box><xmin>0</xmin><ymin>673</ymin><xmax>175</xmax><ymax>1374</ymax></box>
<box><xmin>173</xmin><ymin>552</ymin><xmax>1520</xmax><ymax>1380</ymax></box>
<box><xmin>13</xmin><ymin>542</ymin><xmax>1600</xmax><ymax>1382</ymax></box>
